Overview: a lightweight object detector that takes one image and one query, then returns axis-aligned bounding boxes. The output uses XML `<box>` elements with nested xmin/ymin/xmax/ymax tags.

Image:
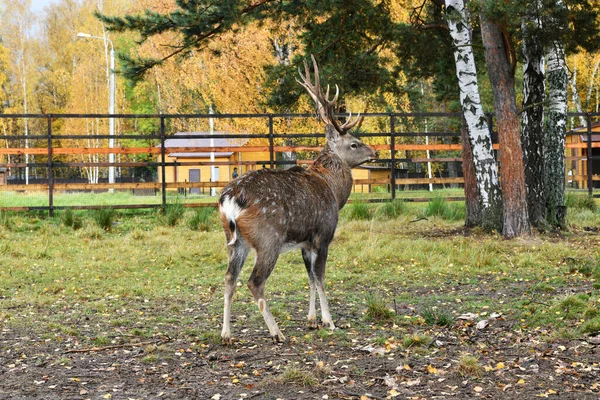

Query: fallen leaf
<box><xmin>458</xmin><ymin>313</ymin><xmax>478</xmax><ymax>321</ymax></box>
<box><xmin>474</xmin><ymin>386</ymin><xmax>483</xmax><ymax>393</ymax></box>
<box><xmin>588</xmin><ymin>336</ymin><xmax>600</xmax><ymax>345</ymax></box>
<box><xmin>427</xmin><ymin>365</ymin><xmax>438</xmax><ymax>374</ymax></box>
<box><xmin>495</xmin><ymin>362</ymin><xmax>505</xmax><ymax>370</ymax></box>
<box><xmin>476</xmin><ymin>320</ymin><xmax>489</xmax><ymax>330</ymax></box>
<box><xmin>383</xmin><ymin>375</ymin><xmax>397</xmax><ymax>389</ymax></box>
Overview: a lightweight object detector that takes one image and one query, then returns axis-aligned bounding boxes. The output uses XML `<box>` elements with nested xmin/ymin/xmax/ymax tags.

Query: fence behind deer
<box><xmin>0</xmin><ymin>112</ymin><xmax>598</xmax><ymax>216</ymax></box>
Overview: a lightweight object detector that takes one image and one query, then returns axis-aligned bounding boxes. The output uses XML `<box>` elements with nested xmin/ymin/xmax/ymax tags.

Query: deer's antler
<box><xmin>296</xmin><ymin>55</ymin><xmax>362</xmax><ymax>135</ymax></box>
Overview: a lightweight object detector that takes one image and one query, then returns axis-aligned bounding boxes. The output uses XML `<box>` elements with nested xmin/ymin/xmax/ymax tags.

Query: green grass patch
<box><xmin>402</xmin><ymin>333</ymin><xmax>431</xmax><ymax>348</ymax></box>
<box><xmin>365</xmin><ymin>293</ymin><xmax>395</xmax><ymax>322</ymax></box>
<box><xmin>164</xmin><ymin>198</ymin><xmax>185</xmax><ymax>227</ymax></box>
<box><xmin>420</xmin><ymin>306</ymin><xmax>454</xmax><ymax>327</ymax></box>
<box><xmin>565</xmin><ymin>193</ymin><xmax>597</xmax><ymax>212</ymax></box>
<box><xmin>376</xmin><ymin>199</ymin><xmax>407</xmax><ymax>219</ymax></box>
<box><xmin>423</xmin><ymin>194</ymin><xmax>465</xmax><ymax>221</ymax></box>
<box><xmin>278</xmin><ymin>367</ymin><xmax>318</xmax><ymax>387</ymax></box>
<box><xmin>188</xmin><ymin>207</ymin><xmax>217</xmax><ymax>231</ymax></box>
<box><xmin>345</xmin><ymin>199</ymin><xmax>373</xmax><ymax>221</ymax></box>
<box><xmin>457</xmin><ymin>354</ymin><xmax>483</xmax><ymax>378</ymax></box>
<box><xmin>93</xmin><ymin>208</ymin><xmax>116</xmax><ymax>231</ymax></box>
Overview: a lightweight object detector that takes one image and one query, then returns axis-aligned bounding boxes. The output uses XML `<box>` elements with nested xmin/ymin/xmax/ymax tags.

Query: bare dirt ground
<box><xmin>1</xmin><ymin>287</ymin><xmax>599</xmax><ymax>400</ymax></box>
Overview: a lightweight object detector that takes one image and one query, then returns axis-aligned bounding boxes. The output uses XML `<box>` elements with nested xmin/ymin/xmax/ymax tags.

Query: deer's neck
<box><xmin>309</xmin><ymin>145</ymin><xmax>353</xmax><ymax>209</ymax></box>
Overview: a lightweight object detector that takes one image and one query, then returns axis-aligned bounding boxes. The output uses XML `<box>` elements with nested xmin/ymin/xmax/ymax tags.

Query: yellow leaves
<box><xmin>517</xmin><ymin>378</ymin><xmax>526</xmax><ymax>385</ymax></box>
<box><xmin>536</xmin><ymin>389</ymin><xmax>558</xmax><ymax>397</ymax></box>
<box><xmin>426</xmin><ymin>365</ymin><xmax>438</xmax><ymax>375</ymax></box>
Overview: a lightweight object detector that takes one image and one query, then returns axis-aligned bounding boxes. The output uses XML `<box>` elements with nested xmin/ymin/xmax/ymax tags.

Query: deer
<box><xmin>218</xmin><ymin>55</ymin><xmax>378</xmax><ymax>344</ymax></box>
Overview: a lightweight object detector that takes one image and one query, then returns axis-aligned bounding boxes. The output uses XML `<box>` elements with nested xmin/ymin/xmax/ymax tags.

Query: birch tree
<box><xmin>544</xmin><ymin>0</ymin><xmax>569</xmax><ymax>228</ymax></box>
<box><xmin>521</xmin><ymin>1</ymin><xmax>546</xmax><ymax>228</ymax></box>
<box><xmin>0</xmin><ymin>0</ymin><xmax>36</xmax><ymax>184</ymax></box>
<box><xmin>445</xmin><ymin>0</ymin><xmax>501</xmax><ymax>229</ymax></box>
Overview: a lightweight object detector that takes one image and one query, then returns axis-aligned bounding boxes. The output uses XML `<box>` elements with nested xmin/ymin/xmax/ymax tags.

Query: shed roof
<box><xmin>163</xmin><ymin>132</ymin><xmax>249</xmax><ymax>158</ymax></box>
<box><xmin>571</xmin><ymin>122</ymin><xmax>600</xmax><ymax>142</ymax></box>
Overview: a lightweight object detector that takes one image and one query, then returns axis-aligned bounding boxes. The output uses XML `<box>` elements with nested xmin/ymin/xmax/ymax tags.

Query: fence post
<box><xmin>390</xmin><ymin>113</ymin><xmax>396</xmax><ymax>200</ymax></box>
<box><xmin>587</xmin><ymin>112</ymin><xmax>593</xmax><ymax>196</ymax></box>
<box><xmin>47</xmin><ymin>115</ymin><xmax>54</xmax><ymax>217</ymax></box>
<box><xmin>268</xmin><ymin>115</ymin><xmax>274</xmax><ymax>169</ymax></box>
<box><xmin>160</xmin><ymin>115</ymin><xmax>167</xmax><ymax>211</ymax></box>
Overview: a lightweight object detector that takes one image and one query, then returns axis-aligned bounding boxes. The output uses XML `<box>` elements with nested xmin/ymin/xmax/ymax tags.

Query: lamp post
<box><xmin>77</xmin><ymin>32</ymin><xmax>115</xmax><ymax>187</ymax></box>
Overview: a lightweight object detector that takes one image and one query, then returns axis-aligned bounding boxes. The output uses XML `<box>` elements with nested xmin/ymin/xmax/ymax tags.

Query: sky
<box><xmin>30</xmin><ymin>0</ymin><xmax>57</xmax><ymax>14</ymax></box>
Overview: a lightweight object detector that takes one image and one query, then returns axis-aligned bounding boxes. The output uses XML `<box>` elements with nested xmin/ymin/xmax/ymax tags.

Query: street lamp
<box><xmin>77</xmin><ymin>32</ymin><xmax>116</xmax><ymax>187</ymax></box>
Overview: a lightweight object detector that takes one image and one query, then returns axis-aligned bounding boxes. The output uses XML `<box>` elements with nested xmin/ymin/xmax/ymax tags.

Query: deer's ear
<box><xmin>325</xmin><ymin>124</ymin><xmax>341</xmax><ymax>141</ymax></box>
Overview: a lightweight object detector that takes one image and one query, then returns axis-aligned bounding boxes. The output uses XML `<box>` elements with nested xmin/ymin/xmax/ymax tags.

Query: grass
<box><xmin>420</xmin><ymin>305</ymin><xmax>454</xmax><ymax>327</ymax></box>
<box><xmin>457</xmin><ymin>354</ymin><xmax>484</xmax><ymax>378</ymax></box>
<box><xmin>188</xmin><ymin>207</ymin><xmax>216</xmax><ymax>231</ymax></box>
<box><xmin>423</xmin><ymin>194</ymin><xmax>465</xmax><ymax>221</ymax></box>
<box><xmin>278</xmin><ymin>367</ymin><xmax>318</xmax><ymax>387</ymax></box>
<box><xmin>365</xmin><ymin>293</ymin><xmax>395</xmax><ymax>322</ymax></box>
<box><xmin>93</xmin><ymin>207</ymin><xmax>116</xmax><ymax>231</ymax></box>
<box><xmin>0</xmin><ymin>199</ymin><xmax>599</xmax><ymax>351</ymax></box>
<box><xmin>376</xmin><ymin>199</ymin><xmax>407</xmax><ymax>219</ymax></box>
<box><xmin>164</xmin><ymin>198</ymin><xmax>185</xmax><ymax>227</ymax></box>
<box><xmin>565</xmin><ymin>192</ymin><xmax>597</xmax><ymax>212</ymax></box>
<box><xmin>346</xmin><ymin>199</ymin><xmax>373</xmax><ymax>220</ymax></box>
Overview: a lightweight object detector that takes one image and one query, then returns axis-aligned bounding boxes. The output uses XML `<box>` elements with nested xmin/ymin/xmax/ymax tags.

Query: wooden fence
<box><xmin>0</xmin><ymin>112</ymin><xmax>599</xmax><ymax>215</ymax></box>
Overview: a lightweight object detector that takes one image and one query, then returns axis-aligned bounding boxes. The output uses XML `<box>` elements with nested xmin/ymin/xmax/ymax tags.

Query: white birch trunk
<box><xmin>445</xmin><ymin>0</ymin><xmax>501</xmax><ymax>227</ymax></box>
<box><xmin>569</xmin><ymin>65</ymin><xmax>586</xmax><ymax>127</ymax></box>
<box><xmin>585</xmin><ymin>57</ymin><xmax>600</xmax><ymax>110</ymax></box>
<box><xmin>545</xmin><ymin>8</ymin><xmax>568</xmax><ymax>227</ymax></box>
<box><xmin>521</xmin><ymin>0</ymin><xmax>546</xmax><ymax>227</ymax></box>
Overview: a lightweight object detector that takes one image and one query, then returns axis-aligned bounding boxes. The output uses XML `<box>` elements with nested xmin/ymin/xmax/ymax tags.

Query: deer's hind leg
<box><xmin>302</xmin><ymin>248</ymin><xmax>318</xmax><ymax>329</ymax></box>
<box><xmin>221</xmin><ymin>240</ymin><xmax>250</xmax><ymax>344</ymax></box>
<box><xmin>247</xmin><ymin>249</ymin><xmax>285</xmax><ymax>343</ymax></box>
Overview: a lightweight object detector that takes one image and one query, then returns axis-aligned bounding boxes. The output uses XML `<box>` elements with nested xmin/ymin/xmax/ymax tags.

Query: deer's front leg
<box><xmin>314</xmin><ymin>246</ymin><xmax>335</xmax><ymax>330</ymax></box>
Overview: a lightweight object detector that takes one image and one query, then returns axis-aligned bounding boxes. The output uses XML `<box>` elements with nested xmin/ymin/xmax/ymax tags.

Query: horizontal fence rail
<box><xmin>0</xmin><ymin>112</ymin><xmax>599</xmax><ymax>215</ymax></box>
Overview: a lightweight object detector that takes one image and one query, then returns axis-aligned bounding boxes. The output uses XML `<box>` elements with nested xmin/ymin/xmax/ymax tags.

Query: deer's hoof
<box><xmin>271</xmin><ymin>333</ymin><xmax>286</xmax><ymax>343</ymax></box>
<box><xmin>221</xmin><ymin>335</ymin><xmax>235</xmax><ymax>345</ymax></box>
<box><xmin>322</xmin><ymin>321</ymin><xmax>336</xmax><ymax>331</ymax></box>
<box><xmin>307</xmin><ymin>319</ymin><xmax>318</xmax><ymax>330</ymax></box>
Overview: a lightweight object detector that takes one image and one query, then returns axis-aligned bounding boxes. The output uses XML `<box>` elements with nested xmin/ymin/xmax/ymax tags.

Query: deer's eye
<box><xmin>350</xmin><ymin>143</ymin><xmax>358</xmax><ymax>149</ymax></box>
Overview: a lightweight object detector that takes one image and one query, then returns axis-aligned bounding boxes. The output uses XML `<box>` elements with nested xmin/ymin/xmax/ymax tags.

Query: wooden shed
<box><xmin>158</xmin><ymin>132</ymin><xmax>269</xmax><ymax>193</ymax></box>
<box><xmin>0</xmin><ymin>167</ymin><xmax>7</xmax><ymax>186</ymax></box>
<box><xmin>567</xmin><ymin>124</ymin><xmax>600</xmax><ymax>188</ymax></box>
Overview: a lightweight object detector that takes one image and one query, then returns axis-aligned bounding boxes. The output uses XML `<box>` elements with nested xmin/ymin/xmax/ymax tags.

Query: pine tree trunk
<box><xmin>545</xmin><ymin>27</ymin><xmax>568</xmax><ymax>227</ymax></box>
<box><xmin>521</xmin><ymin>4</ymin><xmax>547</xmax><ymax>228</ymax></box>
<box><xmin>445</xmin><ymin>0</ymin><xmax>502</xmax><ymax>230</ymax></box>
<box><xmin>479</xmin><ymin>14</ymin><xmax>530</xmax><ymax>238</ymax></box>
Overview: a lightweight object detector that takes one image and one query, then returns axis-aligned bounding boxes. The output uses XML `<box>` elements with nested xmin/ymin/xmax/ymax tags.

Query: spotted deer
<box><xmin>218</xmin><ymin>55</ymin><xmax>378</xmax><ymax>344</ymax></box>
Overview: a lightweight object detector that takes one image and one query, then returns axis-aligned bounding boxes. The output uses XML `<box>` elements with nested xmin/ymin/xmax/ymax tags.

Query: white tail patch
<box><xmin>220</xmin><ymin>196</ymin><xmax>243</xmax><ymax>246</ymax></box>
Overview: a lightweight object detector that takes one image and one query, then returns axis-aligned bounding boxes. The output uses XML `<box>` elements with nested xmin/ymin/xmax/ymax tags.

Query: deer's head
<box><xmin>297</xmin><ymin>55</ymin><xmax>378</xmax><ymax>168</ymax></box>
